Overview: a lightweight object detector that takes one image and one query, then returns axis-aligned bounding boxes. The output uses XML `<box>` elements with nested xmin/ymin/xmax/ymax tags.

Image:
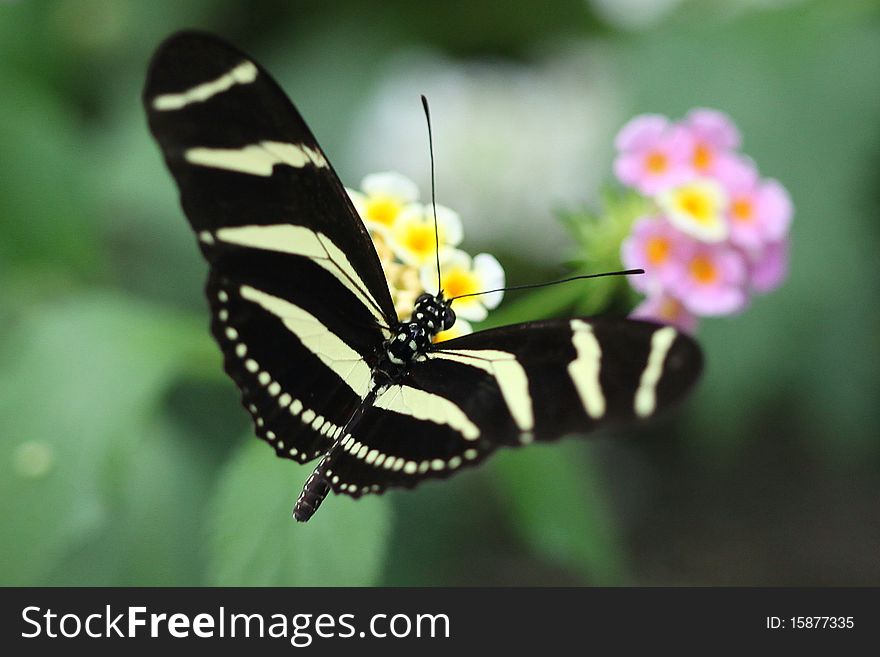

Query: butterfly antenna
<box><xmin>448</xmin><ymin>269</ymin><xmax>645</xmax><ymax>303</ymax></box>
<box><xmin>421</xmin><ymin>95</ymin><xmax>443</xmax><ymax>297</ymax></box>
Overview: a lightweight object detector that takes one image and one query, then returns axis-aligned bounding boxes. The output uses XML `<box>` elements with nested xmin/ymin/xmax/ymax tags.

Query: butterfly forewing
<box><xmin>144</xmin><ymin>31</ymin><xmax>395</xmax><ymax>325</ymax></box>
<box><xmin>144</xmin><ymin>32</ymin><xmax>396</xmax><ymax>462</ymax></box>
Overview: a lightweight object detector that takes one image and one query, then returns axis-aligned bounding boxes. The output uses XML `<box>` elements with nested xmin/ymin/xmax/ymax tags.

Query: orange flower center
<box><xmin>645</xmin><ymin>151</ymin><xmax>668</xmax><ymax>174</ymax></box>
<box><xmin>659</xmin><ymin>297</ymin><xmax>683</xmax><ymax>320</ymax></box>
<box><xmin>689</xmin><ymin>255</ymin><xmax>718</xmax><ymax>285</ymax></box>
<box><xmin>731</xmin><ymin>197</ymin><xmax>754</xmax><ymax>223</ymax></box>
<box><xmin>366</xmin><ymin>197</ymin><xmax>400</xmax><ymax>226</ymax></box>
<box><xmin>693</xmin><ymin>142</ymin><xmax>713</xmax><ymax>171</ymax></box>
<box><xmin>646</xmin><ymin>236</ymin><xmax>670</xmax><ymax>265</ymax></box>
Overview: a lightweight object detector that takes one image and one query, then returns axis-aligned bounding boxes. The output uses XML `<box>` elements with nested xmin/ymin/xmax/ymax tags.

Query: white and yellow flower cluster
<box><xmin>347</xmin><ymin>172</ymin><xmax>504</xmax><ymax>341</ymax></box>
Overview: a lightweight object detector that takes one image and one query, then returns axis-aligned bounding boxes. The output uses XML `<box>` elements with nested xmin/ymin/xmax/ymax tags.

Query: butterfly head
<box><xmin>414</xmin><ymin>293</ymin><xmax>456</xmax><ymax>333</ymax></box>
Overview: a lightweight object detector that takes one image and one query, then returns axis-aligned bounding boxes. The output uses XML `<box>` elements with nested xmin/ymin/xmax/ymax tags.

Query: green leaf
<box><xmin>0</xmin><ymin>293</ymin><xmax>208</xmax><ymax>584</ymax></box>
<box><xmin>479</xmin><ymin>276</ymin><xmax>587</xmax><ymax>329</ymax></box>
<box><xmin>490</xmin><ymin>441</ymin><xmax>628</xmax><ymax>585</ymax></box>
<box><xmin>206</xmin><ymin>439</ymin><xmax>392</xmax><ymax>586</ymax></box>
<box><xmin>0</xmin><ymin>71</ymin><xmax>101</xmax><ymax>277</ymax></box>
<box><xmin>480</xmin><ymin>187</ymin><xmax>651</xmax><ymax>328</ymax></box>
<box><xmin>560</xmin><ymin>187</ymin><xmax>651</xmax><ymax>271</ymax></box>
<box><xmin>46</xmin><ymin>418</ymin><xmax>214</xmax><ymax>586</ymax></box>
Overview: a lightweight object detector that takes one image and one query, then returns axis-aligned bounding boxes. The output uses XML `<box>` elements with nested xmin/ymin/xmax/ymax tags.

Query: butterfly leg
<box><xmin>292</xmin><ymin>385</ymin><xmax>382</xmax><ymax>522</ymax></box>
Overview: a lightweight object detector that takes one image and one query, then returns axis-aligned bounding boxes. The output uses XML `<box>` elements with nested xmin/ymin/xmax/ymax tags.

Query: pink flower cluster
<box><xmin>616</xmin><ymin>109</ymin><xmax>793</xmax><ymax>333</ymax></box>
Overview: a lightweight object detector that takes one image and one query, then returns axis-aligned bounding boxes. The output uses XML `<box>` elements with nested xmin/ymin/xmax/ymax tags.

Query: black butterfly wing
<box><xmin>144</xmin><ymin>31</ymin><xmax>397</xmax><ymax>462</ymax></box>
<box><xmin>323</xmin><ymin>318</ymin><xmax>702</xmax><ymax>497</ymax></box>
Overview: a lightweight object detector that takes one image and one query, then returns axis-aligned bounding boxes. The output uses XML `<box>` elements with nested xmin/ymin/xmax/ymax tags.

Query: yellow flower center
<box><xmin>442</xmin><ymin>267</ymin><xmax>479</xmax><ymax>299</ymax></box>
<box><xmin>693</xmin><ymin>142</ymin><xmax>713</xmax><ymax>171</ymax></box>
<box><xmin>365</xmin><ymin>196</ymin><xmax>402</xmax><ymax>227</ymax></box>
<box><xmin>645</xmin><ymin>151</ymin><xmax>668</xmax><ymax>174</ymax></box>
<box><xmin>689</xmin><ymin>255</ymin><xmax>718</xmax><ymax>285</ymax></box>
<box><xmin>400</xmin><ymin>224</ymin><xmax>440</xmax><ymax>260</ymax></box>
<box><xmin>646</xmin><ymin>236</ymin><xmax>670</xmax><ymax>265</ymax></box>
<box><xmin>677</xmin><ymin>189</ymin><xmax>715</xmax><ymax>225</ymax></box>
<box><xmin>731</xmin><ymin>197</ymin><xmax>753</xmax><ymax>223</ymax></box>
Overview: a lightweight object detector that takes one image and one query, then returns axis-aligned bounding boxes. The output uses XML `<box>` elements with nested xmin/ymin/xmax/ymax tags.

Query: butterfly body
<box><xmin>144</xmin><ymin>31</ymin><xmax>703</xmax><ymax>522</ymax></box>
<box><xmin>295</xmin><ymin>293</ymin><xmax>456</xmax><ymax>520</ymax></box>
<box><xmin>385</xmin><ymin>293</ymin><xmax>455</xmax><ymax>368</ymax></box>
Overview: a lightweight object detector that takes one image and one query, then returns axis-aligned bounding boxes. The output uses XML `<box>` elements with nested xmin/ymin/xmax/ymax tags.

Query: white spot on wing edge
<box><xmin>567</xmin><ymin>320</ymin><xmax>606</xmax><ymax>419</ymax></box>
<box><xmin>634</xmin><ymin>326</ymin><xmax>678</xmax><ymax>418</ymax></box>
<box><xmin>374</xmin><ymin>384</ymin><xmax>480</xmax><ymax>441</ymax></box>
<box><xmin>153</xmin><ymin>61</ymin><xmax>258</xmax><ymax>111</ymax></box>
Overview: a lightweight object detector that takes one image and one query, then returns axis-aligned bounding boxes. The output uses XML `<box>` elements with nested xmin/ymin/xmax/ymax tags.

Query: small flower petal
<box><xmin>422</xmin><ymin>249</ymin><xmax>505</xmax><ymax>323</ymax></box>
<box><xmin>434</xmin><ymin>318</ymin><xmax>473</xmax><ymax>343</ymax></box>
<box><xmin>671</xmin><ymin>242</ymin><xmax>749</xmax><ymax>315</ymax></box>
<box><xmin>471</xmin><ymin>253</ymin><xmax>505</xmax><ymax>309</ymax></box>
<box><xmin>614</xmin><ymin>115</ymin><xmax>692</xmax><ymax>195</ymax></box>
<box><xmin>748</xmin><ymin>240</ymin><xmax>789</xmax><ymax>293</ymax></box>
<box><xmin>620</xmin><ymin>215</ymin><xmax>690</xmax><ymax>293</ymax></box>
<box><xmin>721</xmin><ymin>159</ymin><xmax>794</xmax><ymax>250</ymax></box>
<box><xmin>685</xmin><ymin>108</ymin><xmax>741</xmax><ymax>150</ymax></box>
<box><xmin>389</xmin><ymin>203</ymin><xmax>462</xmax><ymax>266</ymax></box>
<box><xmin>614</xmin><ymin>114</ymin><xmax>669</xmax><ymax>151</ymax></box>
<box><xmin>361</xmin><ymin>171</ymin><xmax>420</xmax><ymax>203</ymax></box>
<box><xmin>440</xmin><ymin>252</ymin><xmax>487</xmax><ymax>321</ymax></box>
<box><xmin>758</xmin><ymin>179</ymin><xmax>793</xmax><ymax>242</ymax></box>
<box><xmin>631</xmin><ymin>293</ymin><xmax>699</xmax><ymax>334</ymax></box>
<box><xmin>352</xmin><ymin>171</ymin><xmax>421</xmax><ymax>233</ymax></box>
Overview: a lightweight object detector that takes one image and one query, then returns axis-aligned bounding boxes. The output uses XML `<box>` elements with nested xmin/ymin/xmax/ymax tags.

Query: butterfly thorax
<box><xmin>382</xmin><ymin>293</ymin><xmax>455</xmax><ymax>372</ymax></box>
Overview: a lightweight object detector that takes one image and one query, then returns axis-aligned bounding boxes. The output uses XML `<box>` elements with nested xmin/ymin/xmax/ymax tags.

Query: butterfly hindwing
<box><xmin>324</xmin><ymin>318</ymin><xmax>702</xmax><ymax>497</ymax></box>
<box><xmin>437</xmin><ymin>318</ymin><xmax>703</xmax><ymax>438</ymax></box>
<box><xmin>208</xmin><ymin>269</ymin><xmax>371</xmax><ymax>463</ymax></box>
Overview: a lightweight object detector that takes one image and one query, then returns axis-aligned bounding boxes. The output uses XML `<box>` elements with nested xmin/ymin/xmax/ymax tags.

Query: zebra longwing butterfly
<box><xmin>144</xmin><ymin>32</ymin><xmax>702</xmax><ymax>522</ymax></box>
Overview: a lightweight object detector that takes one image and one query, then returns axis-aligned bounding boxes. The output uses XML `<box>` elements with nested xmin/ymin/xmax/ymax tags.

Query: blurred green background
<box><xmin>2</xmin><ymin>0</ymin><xmax>879</xmax><ymax>586</ymax></box>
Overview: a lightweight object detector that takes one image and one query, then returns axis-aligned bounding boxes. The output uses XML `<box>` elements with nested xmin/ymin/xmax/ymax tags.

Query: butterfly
<box><xmin>144</xmin><ymin>31</ymin><xmax>702</xmax><ymax>521</ymax></box>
